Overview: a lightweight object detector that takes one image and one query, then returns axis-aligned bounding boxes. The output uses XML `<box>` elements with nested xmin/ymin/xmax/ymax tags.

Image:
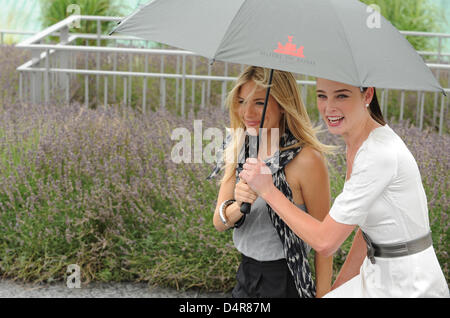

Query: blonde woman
<box><xmin>207</xmin><ymin>66</ymin><xmax>334</xmax><ymax>298</ymax></box>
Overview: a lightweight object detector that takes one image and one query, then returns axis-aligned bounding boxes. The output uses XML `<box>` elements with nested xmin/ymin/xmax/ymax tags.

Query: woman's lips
<box><xmin>245</xmin><ymin>120</ymin><xmax>260</xmax><ymax>127</ymax></box>
<box><xmin>327</xmin><ymin>116</ymin><xmax>344</xmax><ymax>127</ymax></box>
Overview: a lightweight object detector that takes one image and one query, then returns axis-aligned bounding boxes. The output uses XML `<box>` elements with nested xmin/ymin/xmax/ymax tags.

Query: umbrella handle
<box><xmin>239</xmin><ymin>69</ymin><xmax>274</xmax><ymax>217</ymax></box>
<box><xmin>239</xmin><ymin>158</ymin><xmax>252</xmax><ymax>215</ymax></box>
<box><xmin>240</xmin><ymin>202</ymin><xmax>251</xmax><ymax>214</ymax></box>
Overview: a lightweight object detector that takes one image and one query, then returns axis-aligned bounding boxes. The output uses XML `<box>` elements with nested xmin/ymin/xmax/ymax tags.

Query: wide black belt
<box><xmin>361</xmin><ymin>231</ymin><xmax>433</xmax><ymax>264</ymax></box>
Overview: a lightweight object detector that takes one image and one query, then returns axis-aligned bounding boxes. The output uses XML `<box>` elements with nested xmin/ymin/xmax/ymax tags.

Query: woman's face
<box><xmin>316</xmin><ymin>78</ymin><xmax>372</xmax><ymax>136</ymax></box>
<box><xmin>238</xmin><ymin>80</ymin><xmax>284</xmax><ymax>136</ymax></box>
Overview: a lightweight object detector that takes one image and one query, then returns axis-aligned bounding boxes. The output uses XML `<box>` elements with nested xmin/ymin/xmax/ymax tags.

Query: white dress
<box><xmin>324</xmin><ymin>125</ymin><xmax>449</xmax><ymax>298</ymax></box>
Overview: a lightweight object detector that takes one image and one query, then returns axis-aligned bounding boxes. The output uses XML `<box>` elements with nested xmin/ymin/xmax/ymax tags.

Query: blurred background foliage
<box><xmin>360</xmin><ymin>0</ymin><xmax>447</xmax><ymax>51</ymax></box>
<box><xmin>39</xmin><ymin>0</ymin><xmax>128</xmax><ymax>45</ymax></box>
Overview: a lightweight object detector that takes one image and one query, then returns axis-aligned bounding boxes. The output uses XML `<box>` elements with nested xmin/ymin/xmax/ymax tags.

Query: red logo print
<box><xmin>274</xmin><ymin>36</ymin><xmax>305</xmax><ymax>58</ymax></box>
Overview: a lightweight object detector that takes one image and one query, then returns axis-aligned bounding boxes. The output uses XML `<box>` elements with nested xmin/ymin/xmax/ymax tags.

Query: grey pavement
<box><xmin>0</xmin><ymin>279</ymin><xmax>231</xmax><ymax>298</ymax></box>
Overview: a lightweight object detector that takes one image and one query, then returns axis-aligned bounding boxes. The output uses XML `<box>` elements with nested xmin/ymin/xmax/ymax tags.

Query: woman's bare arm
<box><xmin>332</xmin><ymin>228</ymin><xmax>367</xmax><ymax>290</ymax></box>
<box><xmin>258</xmin><ymin>150</ymin><xmax>356</xmax><ymax>257</ymax></box>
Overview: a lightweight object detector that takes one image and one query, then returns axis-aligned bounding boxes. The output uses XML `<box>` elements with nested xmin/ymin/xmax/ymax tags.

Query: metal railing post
<box><xmin>65</xmin><ymin>73</ymin><xmax>70</xmax><ymax>104</ymax></box>
<box><xmin>113</xmin><ymin>42</ymin><xmax>117</xmax><ymax>103</ymax></box>
<box><xmin>84</xmin><ymin>39</ymin><xmax>89</xmax><ymax>106</ymax></box>
<box><xmin>176</xmin><ymin>55</ymin><xmax>180</xmax><ymax>111</ymax></box>
<box><xmin>400</xmin><ymin>90</ymin><xmax>405</xmax><ymax>121</ymax></box>
<box><xmin>85</xmin><ymin>75</ymin><xmax>89</xmax><ymax>108</ymax></box>
<box><xmin>160</xmin><ymin>55</ymin><xmax>166</xmax><ymax>109</ymax></box>
<box><xmin>31</xmin><ymin>48</ymin><xmax>41</xmax><ymax>104</ymax></box>
<box><xmin>104</xmin><ymin>75</ymin><xmax>108</xmax><ymax>108</ymax></box>
<box><xmin>24</xmin><ymin>73</ymin><xmax>28</xmax><ymax>103</ymax></box>
<box><xmin>439</xmin><ymin>93</ymin><xmax>446</xmax><ymax>136</ymax></box>
<box><xmin>96</xmin><ymin>19</ymin><xmax>101</xmax><ymax>105</ymax></box>
<box><xmin>304</xmin><ymin>75</ymin><xmax>309</xmax><ymax>105</ymax></box>
<box><xmin>181</xmin><ymin>54</ymin><xmax>186</xmax><ymax>117</ymax></box>
<box><xmin>44</xmin><ymin>49</ymin><xmax>50</xmax><ymax>104</ymax></box>
<box><xmin>143</xmin><ymin>54</ymin><xmax>148</xmax><ymax>114</ymax></box>
<box><xmin>221</xmin><ymin>62</ymin><xmax>228</xmax><ymax>110</ymax></box>
<box><xmin>433</xmin><ymin>37</ymin><xmax>442</xmax><ymax>127</ymax></box>
<box><xmin>207</xmin><ymin>61</ymin><xmax>212</xmax><ymax>107</ymax></box>
<box><xmin>128</xmin><ymin>53</ymin><xmax>132</xmax><ymax>107</ymax></box>
<box><xmin>191</xmin><ymin>56</ymin><xmax>196</xmax><ymax>107</ymax></box>
<box><xmin>380</xmin><ymin>89</ymin><xmax>385</xmax><ymax>117</ymax></box>
<box><xmin>123</xmin><ymin>77</ymin><xmax>127</xmax><ymax>107</ymax></box>
<box><xmin>19</xmin><ymin>72</ymin><xmax>23</xmax><ymax>103</ymax></box>
<box><xmin>416</xmin><ymin>92</ymin><xmax>421</xmax><ymax>125</ymax></box>
<box><xmin>201</xmin><ymin>81</ymin><xmax>206</xmax><ymax>109</ymax></box>
<box><xmin>419</xmin><ymin>92</ymin><xmax>425</xmax><ymax>130</ymax></box>
<box><xmin>60</xmin><ymin>26</ymin><xmax>69</xmax><ymax>100</ymax></box>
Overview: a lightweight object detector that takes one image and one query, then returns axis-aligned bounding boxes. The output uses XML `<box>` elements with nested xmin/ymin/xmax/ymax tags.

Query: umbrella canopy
<box><xmin>111</xmin><ymin>0</ymin><xmax>443</xmax><ymax>94</ymax></box>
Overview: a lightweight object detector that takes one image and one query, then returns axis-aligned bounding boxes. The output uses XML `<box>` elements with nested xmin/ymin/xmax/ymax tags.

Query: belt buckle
<box><xmin>367</xmin><ymin>244</ymin><xmax>376</xmax><ymax>264</ymax></box>
<box><xmin>362</xmin><ymin>231</ymin><xmax>376</xmax><ymax>264</ymax></box>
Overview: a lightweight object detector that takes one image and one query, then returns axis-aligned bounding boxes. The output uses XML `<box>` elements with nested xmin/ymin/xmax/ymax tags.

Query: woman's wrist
<box><xmin>228</xmin><ymin>201</ymin><xmax>244</xmax><ymax>220</ymax></box>
<box><xmin>260</xmin><ymin>184</ymin><xmax>277</xmax><ymax>202</ymax></box>
<box><xmin>219</xmin><ymin>199</ymin><xmax>236</xmax><ymax>228</ymax></box>
<box><xmin>219</xmin><ymin>201</ymin><xmax>242</xmax><ymax>224</ymax></box>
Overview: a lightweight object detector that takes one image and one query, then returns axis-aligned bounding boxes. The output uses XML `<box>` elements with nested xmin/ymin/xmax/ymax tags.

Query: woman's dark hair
<box><xmin>362</xmin><ymin>87</ymin><xmax>386</xmax><ymax>125</ymax></box>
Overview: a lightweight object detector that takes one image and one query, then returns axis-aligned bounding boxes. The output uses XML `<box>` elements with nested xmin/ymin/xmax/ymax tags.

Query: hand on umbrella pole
<box><xmin>239</xmin><ymin>137</ymin><xmax>255</xmax><ymax>215</ymax></box>
<box><xmin>240</xmin><ymin>69</ymin><xmax>274</xmax><ymax>215</ymax></box>
<box><xmin>239</xmin><ymin>181</ymin><xmax>252</xmax><ymax>214</ymax></box>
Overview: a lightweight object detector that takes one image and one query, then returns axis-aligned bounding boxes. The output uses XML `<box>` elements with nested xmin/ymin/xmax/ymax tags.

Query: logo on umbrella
<box><xmin>274</xmin><ymin>36</ymin><xmax>305</xmax><ymax>58</ymax></box>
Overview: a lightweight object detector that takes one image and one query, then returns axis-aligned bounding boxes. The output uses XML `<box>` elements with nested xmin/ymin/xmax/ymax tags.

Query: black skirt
<box><xmin>231</xmin><ymin>254</ymin><xmax>299</xmax><ymax>298</ymax></box>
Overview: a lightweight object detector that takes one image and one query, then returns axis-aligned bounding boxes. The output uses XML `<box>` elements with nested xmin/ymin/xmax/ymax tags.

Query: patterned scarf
<box><xmin>207</xmin><ymin>128</ymin><xmax>316</xmax><ymax>298</ymax></box>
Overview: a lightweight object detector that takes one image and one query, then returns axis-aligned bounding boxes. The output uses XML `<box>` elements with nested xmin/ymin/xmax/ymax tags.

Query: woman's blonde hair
<box><xmin>220</xmin><ymin>66</ymin><xmax>334</xmax><ymax>185</ymax></box>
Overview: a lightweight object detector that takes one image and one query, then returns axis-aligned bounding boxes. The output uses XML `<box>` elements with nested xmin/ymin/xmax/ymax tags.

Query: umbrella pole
<box><xmin>240</xmin><ymin>68</ymin><xmax>275</xmax><ymax>215</ymax></box>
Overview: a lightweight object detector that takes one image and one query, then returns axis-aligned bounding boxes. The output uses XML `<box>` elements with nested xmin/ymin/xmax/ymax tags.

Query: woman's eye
<box><xmin>256</xmin><ymin>102</ymin><xmax>265</xmax><ymax>106</ymax></box>
<box><xmin>317</xmin><ymin>94</ymin><xmax>326</xmax><ymax>99</ymax></box>
<box><xmin>337</xmin><ymin>94</ymin><xmax>348</xmax><ymax>99</ymax></box>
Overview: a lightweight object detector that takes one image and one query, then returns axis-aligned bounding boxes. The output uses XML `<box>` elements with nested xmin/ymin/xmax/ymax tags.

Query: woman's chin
<box><xmin>326</xmin><ymin>125</ymin><xmax>344</xmax><ymax>136</ymax></box>
<box><xmin>246</xmin><ymin>127</ymin><xmax>259</xmax><ymax>136</ymax></box>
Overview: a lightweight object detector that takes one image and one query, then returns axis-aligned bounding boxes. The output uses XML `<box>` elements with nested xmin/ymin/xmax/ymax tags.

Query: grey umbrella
<box><xmin>111</xmin><ymin>0</ymin><xmax>443</xmax><ymax>93</ymax></box>
<box><xmin>110</xmin><ymin>0</ymin><xmax>443</xmax><ymax>214</ymax></box>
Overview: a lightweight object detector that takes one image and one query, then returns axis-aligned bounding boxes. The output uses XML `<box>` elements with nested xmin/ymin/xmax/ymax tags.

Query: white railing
<box><xmin>11</xmin><ymin>15</ymin><xmax>450</xmax><ymax>135</ymax></box>
<box><xmin>0</xmin><ymin>29</ymin><xmax>36</xmax><ymax>44</ymax></box>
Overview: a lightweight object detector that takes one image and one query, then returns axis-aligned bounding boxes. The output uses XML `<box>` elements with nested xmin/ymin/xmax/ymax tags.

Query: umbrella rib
<box><xmin>327</xmin><ymin>0</ymin><xmax>362</xmax><ymax>87</ymax></box>
<box><xmin>211</xmin><ymin>0</ymin><xmax>247</xmax><ymax>62</ymax></box>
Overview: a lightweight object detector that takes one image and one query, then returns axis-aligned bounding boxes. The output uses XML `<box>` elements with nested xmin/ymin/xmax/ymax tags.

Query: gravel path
<box><xmin>0</xmin><ymin>279</ymin><xmax>231</xmax><ymax>298</ymax></box>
